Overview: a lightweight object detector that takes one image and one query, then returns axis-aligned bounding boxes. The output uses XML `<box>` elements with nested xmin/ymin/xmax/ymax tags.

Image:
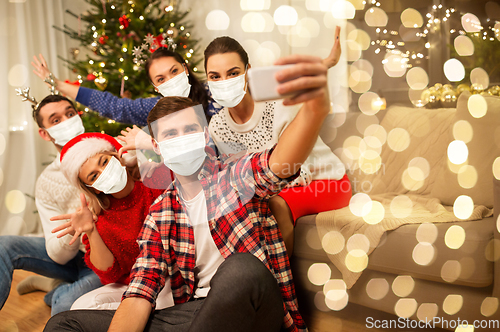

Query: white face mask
<box><xmin>46</xmin><ymin>115</ymin><xmax>85</xmax><ymax>147</ymax></box>
<box><xmin>156</xmin><ymin>132</ymin><xmax>207</xmax><ymax>176</ymax></box>
<box><xmin>208</xmin><ymin>71</ymin><xmax>247</xmax><ymax>108</ymax></box>
<box><xmin>89</xmin><ymin>156</ymin><xmax>128</xmax><ymax>194</ymax></box>
<box><xmin>155</xmin><ymin>70</ymin><xmax>192</xmax><ymax>98</ymax></box>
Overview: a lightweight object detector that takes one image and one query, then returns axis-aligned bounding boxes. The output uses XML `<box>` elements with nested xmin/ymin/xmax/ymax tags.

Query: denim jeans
<box><xmin>44</xmin><ymin>253</ymin><xmax>284</xmax><ymax>331</ymax></box>
<box><xmin>0</xmin><ymin>235</ymin><xmax>102</xmax><ymax>316</ymax></box>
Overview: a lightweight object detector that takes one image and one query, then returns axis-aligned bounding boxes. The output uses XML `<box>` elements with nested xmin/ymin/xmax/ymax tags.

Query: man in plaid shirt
<box><xmin>44</xmin><ymin>54</ymin><xmax>330</xmax><ymax>332</ymax></box>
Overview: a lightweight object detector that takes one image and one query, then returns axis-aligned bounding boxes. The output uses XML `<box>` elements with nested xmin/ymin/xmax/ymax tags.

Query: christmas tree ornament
<box><xmin>470</xmin><ymin>83</ymin><xmax>484</xmax><ymax>94</ymax></box>
<box><xmin>94</xmin><ymin>73</ymin><xmax>108</xmax><ymax>90</ymax></box>
<box><xmin>456</xmin><ymin>84</ymin><xmax>470</xmax><ymax>96</ymax></box>
<box><xmin>440</xmin><ymin>89</ymin><xmax>457</xmax><ymax>108</ymax></box>
<box><xmin>99</xmin><ymin>35</ymin><xmax>109</xmax><ymax>45</ymax></box>
<box><xmin>87</xmin><ymin>73</ymin><xmax>97</xmax><ymax>81</ymax></box>
<box><xmin>70</xmin><ymin>47</ymin><xmax>80</xmax><ymax>60</ymax></box>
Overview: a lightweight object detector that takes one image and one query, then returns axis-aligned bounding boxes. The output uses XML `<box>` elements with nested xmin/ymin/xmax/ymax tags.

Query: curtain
<box><xmin>0</xmin><ymin>0</ymin><xmax>71</xmax><ymax>235</ymax></box>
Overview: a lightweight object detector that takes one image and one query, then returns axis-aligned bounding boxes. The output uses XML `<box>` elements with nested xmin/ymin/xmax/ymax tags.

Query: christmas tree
<box><xmin>55</xmin><ymin>0</ymin><xmax>200</xmax><ymax>136</ymax></box>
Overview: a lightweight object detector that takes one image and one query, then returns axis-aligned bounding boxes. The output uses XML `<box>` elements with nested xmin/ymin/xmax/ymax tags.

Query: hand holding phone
<box><xmin>247</xmin><ymin>65</ymin><xmax>296</xmax><ymax>102</ymax></box>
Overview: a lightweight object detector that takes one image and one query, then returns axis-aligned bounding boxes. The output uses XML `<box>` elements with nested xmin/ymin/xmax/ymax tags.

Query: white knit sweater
<box><xmin>35</xmin><ymin>155</ymin><xmax>84</xmax><ymax>265</ymax></box>
<box><xmin>209</xmin><ymin>101</ymin><xmax>346</xmax><ymax>186</ymax></box>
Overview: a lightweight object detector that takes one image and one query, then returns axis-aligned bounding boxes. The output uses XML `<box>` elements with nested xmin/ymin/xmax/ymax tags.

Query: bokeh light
<box><xmin>322</xmin><ymin>231</ymin><xmax>345</xmax><ymax>254</ymax></box>
<box><xmin>314</xmin><ymin>291</ymin><xmax>330</xmax><ymax>311</ymax></box>
<box><xmin>325</xmin><ymin>291</ymin><xmax>349</xmax><ymax>311</ymax></box>
<box><xmin>406</xmin><ymin>67</ymin><xmax>429</xmax><ymax>90</ymax></box>
<box><xmin>240</xmin><ymin>0</ymin><xmax>270</xmax><ymax>11</ymax></box>
<box><xmin>390</xmin><ymin>196</ymin><xmax>413</xmax><ymax>218</ymax></box>
<box><xmin>387</xmin><ymin>128</ymin><xmax>411</xmax><ymax>152</ymax></box>
<box><xmin>366</xmin><ymin>278</ymin><xmax>389</xmax><ymax>300</ymax></box>
<box><xmin>8</xmin><ymin>64</ymin><xmax>29</xmax><ymax>87</ymax></box>
<box><xmin>331</xmin><ymin>0</ymin><xmax>356</xmax><ymax>19</ymax></box>
<box><xmin>365</xmin><ymin>7</ymin><xmax>388</xmax><ymax>27</ymax></box>
<box><xmin>358</xmin><ymin>92</ymin><xmax>383</xmax><ymax>115</ymax></box>
<box><xmin>447</xmin><ymin>159</ymin><xmax>469</xmax><ymax>174</ymax></box>
<box><xmin>443</xmin><ymin>294</ymin><xmax>463</xmax><ymax>315</ymax></box>
<box><xmin>461</xmin><ymin>13</ymin><xmax>482</xmax><ymax>33</ymax></box>
<box><xmin>441</xmin><ymin>260</ymin><xmax>462</xmax><ymax>283</ymax></box>
<box><xmin>346</xmin><ymin>234</ymin><xmax>370</xmax><ymax>254</ymax></box>
<box><xmin>392</xmin><ymin>276</ymin><xmax>415</xmax><ymax>297</ymax></box>
<box><xmin>307</xmin><ymin>228</ymin><xmax>323</xmax><ymax>250</ymax></box>
<box><xmin>308</xmin><ymin>263</ymin><xmax>332</xmax><ymax>286</ymax></box>
<box><xmin>402</xmin><ymin>169</ymin><xmax>424</xmax><ymax>191</ymax></box>
<box><xmin>324</xmin><ymin>279</ymin><xmax>347</xmax><ymax>301</ymax></box>
<box><xmin>417</xmin><ymin>303</ymin><xmax>438</xmax><ymax>322</ymax></box>
<box><xmin>409</xmin><ymin>88</ymin><xmax>428</xmax><ymax>107</ymax></box>
<box><xmin>454</xmin><ymin>36</ymin><xmax>475</xmax><ymax>56</ymax></box>
<box><xmin>453</xmin><ymin>196</ymin><xmax>474</xmax><ymax>220</ymax></box>
<box><xmin>485</xmin><ymin>239</ymin><xmax>500</xmax><ymax>262</ymax></box>
<box><xmin>445</xmin><ymin>225</ymin><xmax>466</xmax><ymax>249</ymax></box>
<box><xmin>349</xmin><ymin>193</ymin><xmax>372</xmax><ymax>217</ymax></box>
<box><xmin>362</xmin><ymin>201</ymin><xmax>385</xmax><ymax>225</ymax></box>
<box><xmin>480</xmin><ymin>297</ymin><xmax>499</xmax><ymax>317</ymax></box>
<box><xmin>274</xmin><ymin>5</ymin><xmax>298</xmax><ymax>26</ymax></box>
<box><xmin>349</xmin><ymin>65</ymin><xmax>372</xmax><ymax>94</ymax></box>
<box><xmin>347</xmin><ymin>29</ymin><xmax>371</xmax><ymax>50</ymax></box>
<box><xmin>493</xmin><ymin>157</ymin><xmax>500</xmax><ymax>180</ymax></box>
<box><xmin>457</xmin><ymin>165</ymin><xmax>478</xmax><ymax>189</ymax></box>
<box><xmin>447</xmin><ymin>140</ymin><xmax>468</xmax><ymax>165</ymax></box>
<box><xmin>241</xmin><ymin>12</ymin><xmax>274</xmax><ymax>33</ymax></box>
<box><xmin>468</xmin><ymin>94</ymin><xmax>488</xmax><ymax>118</ymax></box>
<box><xmin>345</xmin><ymin>249</ymin><xmax>369</xmax><ymax>272</ymax></box>
<box><xmin>412</xmin><ymin>242</ymin><xmax>436</xmax><ymax>266</ymax></box>
<box><xmin>470</xmin><ymin>68</ymin><xmax>489</xmax><ymax>91</ymax></box>
<box><xmin>401</xmin><ymin>8</ymin><xmax>423</xmax><ymax>28</ymax></box>
<box><xmin>395</xmin><ymin>298</ymin><xmax>418</xmax><ymax>318</ymax></box>
<box><xmin>408</xmin><ymin>157</ymin><xmax>430</xmax><ymax>182</ymax></box>
<box><xmin>459</xmin><ymin>257</ymin><xmax>476</xmax><ymax>279</ymax></box>
<box><xmin>359</xmin><ymin>150</ymin><xmax>382</xmax><ymax>175</ymax></box>
<box><xmin>416</xmin><ymin>223</ymin><xmax>438</xmax><ymax>244</ymax></box>
<box><xmin>384</xmin><ymin>54</ymin><xmax>407</xmax><ymax>77</ymax></box>
<box><xmin>346</xmin><ymin>40</ymin><xmax>362</xmax><ymax>62</ymax></box>
<box><xmin>453</xmin><ymin>120</ymin><xmax>473</xmax><ymax>144</ymax></box>
<box><xmin>205</xmin><ymin>10</ymin><xmax>230</xmax><ymax>30</ymax></box>
<box><xmin>306</xmin><ymin>0</ymin><xmax>322</xmax><ymax>11</ymax></box>
<box><xmin>444</xmin><ymin>59</ymin><xmax>465</xmax><ymax>82</ymax></box>
<box><xmin>5</xmin><ymin>190</ymin><xmax>26</xmax><ymax>214</ymax></box>
<box><xmin>455</xmin><ymin>325</ymin><xmax>475</xmax><ymax>332</ymax></box>
<box><xmin>364</xmin><ymin>124</ymin><xmax>387</xmax><ymax>146</ymax></box>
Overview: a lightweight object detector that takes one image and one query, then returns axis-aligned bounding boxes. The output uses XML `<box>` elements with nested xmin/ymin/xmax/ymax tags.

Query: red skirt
<box><xmin>278</xmin><ymin>174</ymin><xmax>352</xmax><ymax>224</ymax></box>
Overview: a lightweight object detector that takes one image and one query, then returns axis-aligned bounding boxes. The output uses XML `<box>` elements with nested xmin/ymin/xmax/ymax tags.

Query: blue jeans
<box><xmin>0</xmin><ymin>235</ymin><xmax>102</xmax><ymax>316</ymax></box>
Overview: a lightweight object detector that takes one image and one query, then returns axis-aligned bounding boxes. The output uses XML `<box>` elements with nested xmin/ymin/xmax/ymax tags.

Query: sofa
<box><xmin>291</xmin><ymin>91</ymin><xmax>500</xmax><ymax>331</ymax></box>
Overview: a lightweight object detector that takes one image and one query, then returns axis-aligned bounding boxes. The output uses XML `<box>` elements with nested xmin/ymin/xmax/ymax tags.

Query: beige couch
<box><xmin>291</xmin><ymin>91</ymin><xmax>500</xmax><ymax>330</ymax></box>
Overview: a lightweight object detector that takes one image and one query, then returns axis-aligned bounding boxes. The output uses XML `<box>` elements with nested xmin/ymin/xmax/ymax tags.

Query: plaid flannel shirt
<box><xmin>124</xmin><ymin>145</ymin><xmax>307</xmax><ymax>332</ymax></box>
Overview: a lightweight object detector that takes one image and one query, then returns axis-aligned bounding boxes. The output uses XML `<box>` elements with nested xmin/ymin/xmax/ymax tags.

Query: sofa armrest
<box><xmin>493</xmin><ymin>177</ymin><xmax>500</xmax><ymax>298</ymax></box>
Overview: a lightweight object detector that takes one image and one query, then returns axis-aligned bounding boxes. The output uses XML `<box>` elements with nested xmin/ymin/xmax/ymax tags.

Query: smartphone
<box><xmin>247</xmin><ymin>65</ymin><xmax>296</xmax><ymax>102</ymax></box>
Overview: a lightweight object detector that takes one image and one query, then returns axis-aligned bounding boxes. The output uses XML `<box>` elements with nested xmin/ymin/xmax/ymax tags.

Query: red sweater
<box><xmin>83</xmin><ymin>173</ymin><xmax>168</xmax><ymax>285</ymax></box>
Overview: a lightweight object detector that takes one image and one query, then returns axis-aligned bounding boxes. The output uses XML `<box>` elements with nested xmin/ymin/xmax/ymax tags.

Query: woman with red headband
<box><xmin>51</xmin><ymin>133</ymin><xmax>173</xmax><ymax>310</ymax></box>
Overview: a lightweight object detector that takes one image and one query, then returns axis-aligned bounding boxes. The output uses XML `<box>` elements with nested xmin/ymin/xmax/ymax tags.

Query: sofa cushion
<box><xmin>294</xmin><ymin>215</ymin><xmax>495</xmax><ymax>287</ymax></box>
<box><xmin>430</xmin><ymin>92</ymin><xmax>500</xmax><ymax>208</ymax></box>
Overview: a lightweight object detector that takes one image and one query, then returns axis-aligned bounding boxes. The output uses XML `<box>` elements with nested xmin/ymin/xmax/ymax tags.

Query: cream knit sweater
<box><xmin>209</xmin><ymin>101</ymin><xmax>346</xmax><ymax>186</ymax></box>
<box><xmin>35</xmin><ymin>155</ymin><xmax>84</xmax><ymax>265</ymax></box>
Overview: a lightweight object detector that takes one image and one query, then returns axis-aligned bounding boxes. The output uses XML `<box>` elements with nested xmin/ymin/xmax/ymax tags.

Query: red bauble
<box><xmin>119</xmin><ymin>15</ymin><xmax>130</xmax><ymax>29</ymax></box>
<box><xmin>87</xmin><ymin>73</ymin><xmax>96</xmax><ymax>81</ymax></box>
<box><xmin>99</xmin><ymin>35</ymin><xmax>109</xmax><ymax>45</ymax></box>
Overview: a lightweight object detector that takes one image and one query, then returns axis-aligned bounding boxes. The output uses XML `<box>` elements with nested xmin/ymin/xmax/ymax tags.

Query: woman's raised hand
<box><xmin>51</xmin><ymin>193</ymin><xmax>97</xmax><ymax>245</ymax></box>
<box><xmin>117</xmin><ymin>125</ymin><xmax>154</xmax><ymax>156</ymax></box>
<box><xmin>31</xmin><ymin>54</ymin><xmax>53</xmax><ymax>83</ymax></box>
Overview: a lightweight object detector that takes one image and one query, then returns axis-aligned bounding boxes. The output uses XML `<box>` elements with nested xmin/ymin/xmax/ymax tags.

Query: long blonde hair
<box><xmin>76</xmin><ymin>151</ymin><xmax>140</xmax><ymax>215</ymax></box>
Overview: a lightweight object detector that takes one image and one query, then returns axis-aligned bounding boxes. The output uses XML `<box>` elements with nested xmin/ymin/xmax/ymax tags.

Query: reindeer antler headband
<box><xmin>132</xmin><ymin>33</ymin><xmax>177</xmax><ymax>68</ymax></box>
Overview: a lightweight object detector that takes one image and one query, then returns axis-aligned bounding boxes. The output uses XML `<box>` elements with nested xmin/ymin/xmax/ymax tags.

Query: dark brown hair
<box><xmin>145</xmin><ymin>48</ymin><xmax>209</xmax><ymax>116</ymax></box>
<box><xmin>33</xmin><ymin>95</ymin><xmax>76</xmax><ymax>128</ymax></box>
<box><xmin>147</xmin><ymin>96</ymin><xmax>206</xmax><ymax>139</ymax></box>
<box><xmin>204</xmin><ymin>36</ymin><xmax>249</xmax><ymax>71</ymax></box>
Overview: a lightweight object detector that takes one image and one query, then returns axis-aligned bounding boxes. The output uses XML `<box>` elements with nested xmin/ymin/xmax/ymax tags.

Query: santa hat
<box><xmin>60</xmin><ymin>133</ymin><xmax>123</xmax><ymax>188</ymax></box>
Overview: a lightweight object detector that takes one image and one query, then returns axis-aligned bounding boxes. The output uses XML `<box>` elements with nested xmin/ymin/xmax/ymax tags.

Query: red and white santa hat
<box><xmin>60</xmin><ymin>133</ymin><xmax>124</xmax><ymax>188</ymax></box>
